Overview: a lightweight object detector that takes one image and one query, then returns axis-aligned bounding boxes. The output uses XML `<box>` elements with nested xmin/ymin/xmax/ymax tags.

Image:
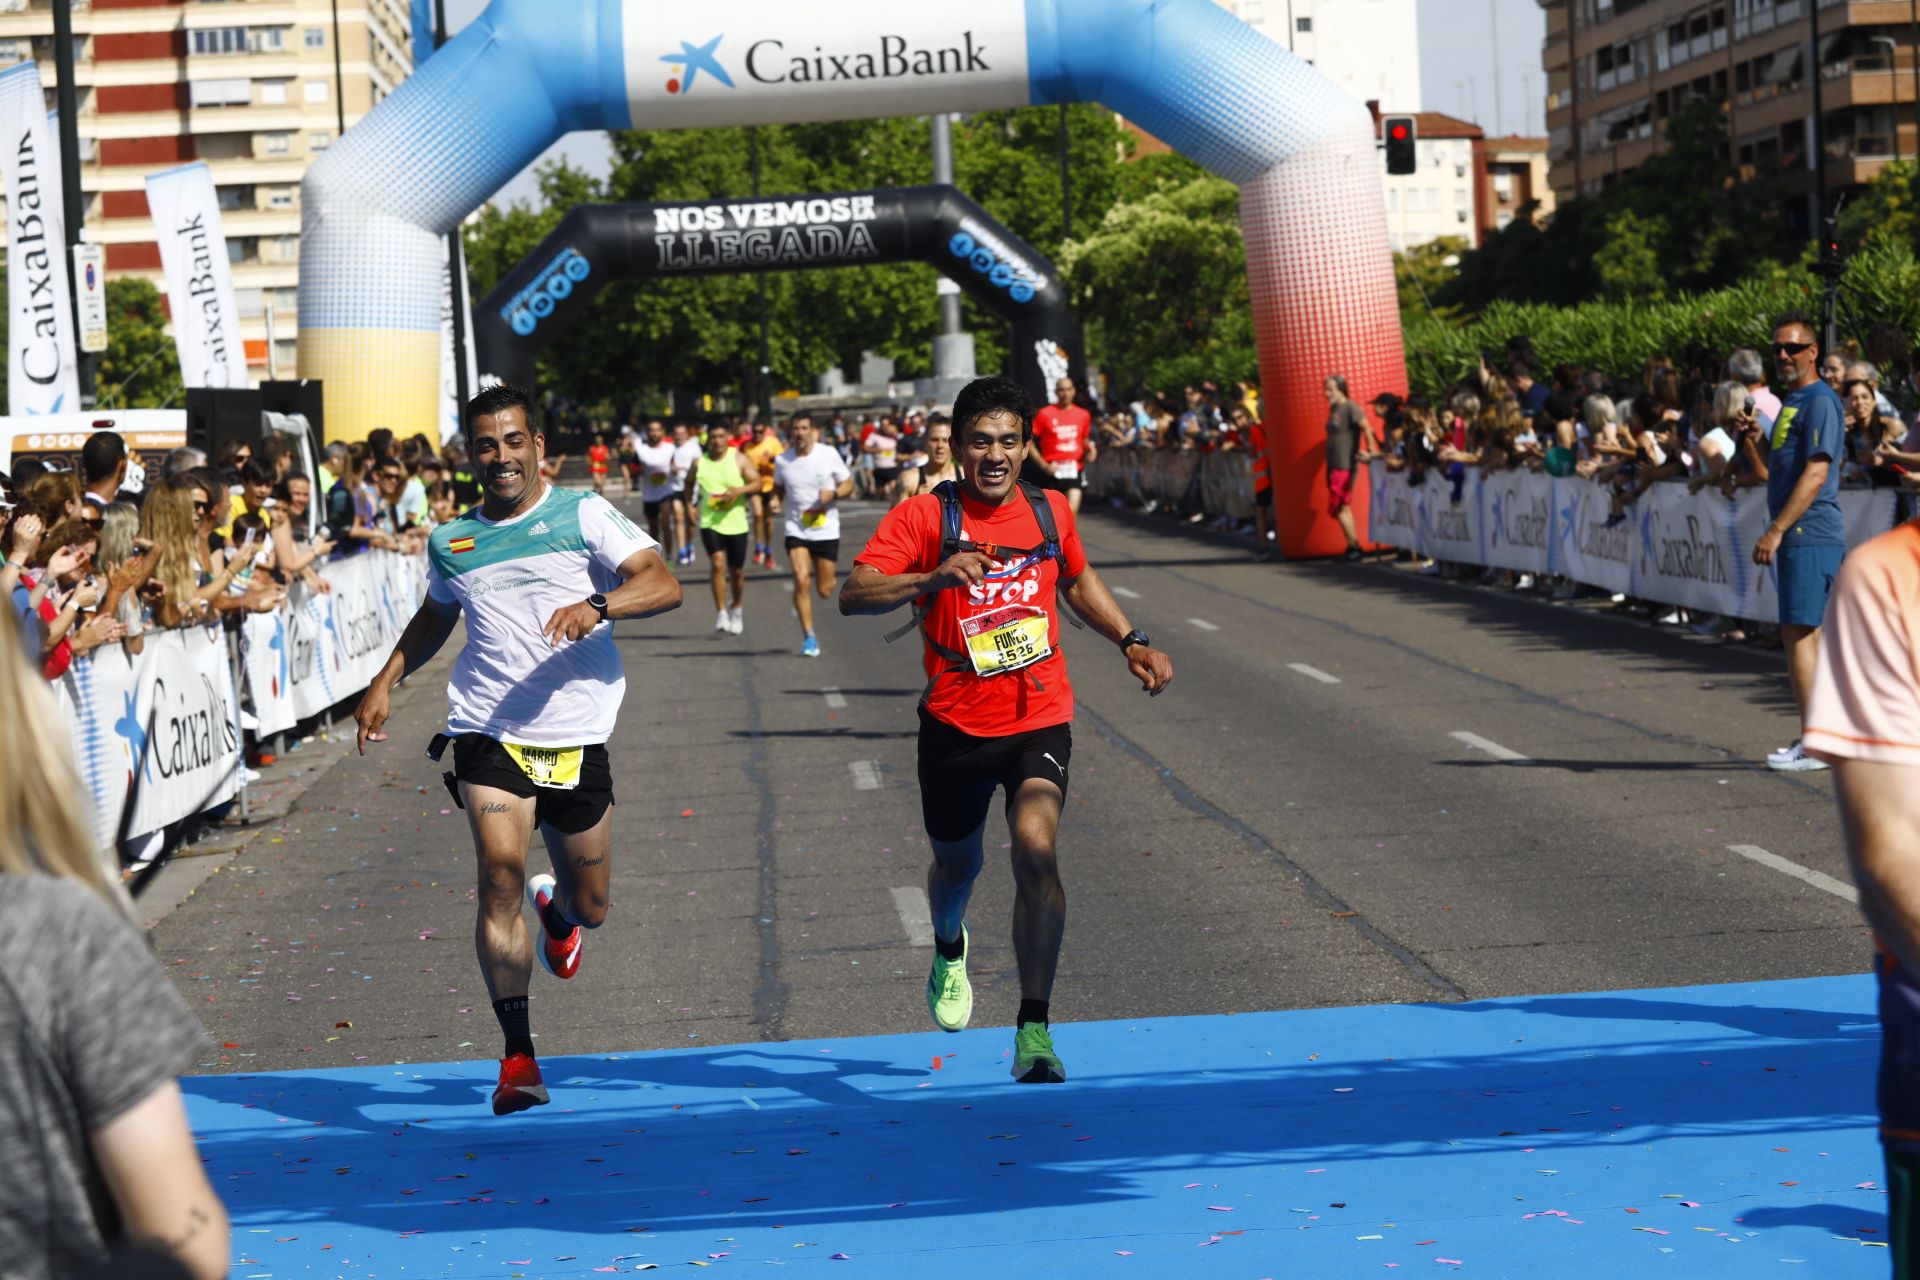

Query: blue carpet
<box><xmin>187</xmin><ymin>976</ymin><xmax>1891</xmax><ymax>1277</ymax></box>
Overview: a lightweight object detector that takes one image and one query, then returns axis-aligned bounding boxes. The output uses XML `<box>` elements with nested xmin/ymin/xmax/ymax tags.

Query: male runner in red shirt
<box><xmin>841</xmin><ymin>375</ymin><xmax>1173</xmax><ymax>1083</ymax></box>
<box><xmin>1028</xmin><ymin>376</ymin><xmax>1097</xmax><ymax>514</ymax></box>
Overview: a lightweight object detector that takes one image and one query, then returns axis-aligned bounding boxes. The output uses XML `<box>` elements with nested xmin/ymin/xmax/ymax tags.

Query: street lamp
<box><xmin>1871</xmin><ymin>35</ymin><xmax>1903</xmax><ymax>164</ymax></box>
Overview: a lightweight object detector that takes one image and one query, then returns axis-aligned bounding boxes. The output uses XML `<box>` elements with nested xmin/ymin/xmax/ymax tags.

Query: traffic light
<box><xmin>1383</xmin><ymin>116</ymin><xmax>1417</xmax><ymax>175</ymax></box>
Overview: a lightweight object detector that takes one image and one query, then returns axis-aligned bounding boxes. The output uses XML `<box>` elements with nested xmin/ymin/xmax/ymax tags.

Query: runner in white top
<box><xmin>772</xmin><ymin>410</ymin><xmax>853</xmax><ymax>658</ymax></box>
<box><xmin>669</xmin><ymin>422</ymin><xmax>703</xmax><ymax>565</ymax></box>
<box><xmin>632</xmin><ymin>419</ymin><xmax>681</xmax><ymax>554</ymax></box>
<box><xmin>352</xmin><ymin>384</ymin><xmax>682</xmax><ymax>1118</ymax></box>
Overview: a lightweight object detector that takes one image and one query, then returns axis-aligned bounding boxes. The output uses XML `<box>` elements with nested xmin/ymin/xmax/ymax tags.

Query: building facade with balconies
<box><xmin>0</xmin><ymin>0</ymin><xmax>413</xmax><ymax>382</ymax></box>
<box><xmin>1541</xmin><ymin>0</ymin><xmax>1917</xmax><ymax>238</ymax></box>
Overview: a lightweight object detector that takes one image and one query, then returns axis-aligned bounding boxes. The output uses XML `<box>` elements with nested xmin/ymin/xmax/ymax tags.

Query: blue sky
<box><xmin>443</xmin><ymin>0</ymin><xmax>1545</xmax><ymax>207</ymax></box>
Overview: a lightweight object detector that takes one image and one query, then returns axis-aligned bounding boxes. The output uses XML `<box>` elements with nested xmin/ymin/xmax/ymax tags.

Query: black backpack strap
<box><xmin>1017</xmin><ymin>480</ymin><xmax>1062</xmax><ymax>561</ymax></box>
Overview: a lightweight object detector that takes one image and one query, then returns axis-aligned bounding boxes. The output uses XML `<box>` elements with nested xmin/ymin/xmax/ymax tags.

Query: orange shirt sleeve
<box><xmin>854</xmin><ymin>495</ymin><xmax>940</xmax><ymax>576</ymax></box>
<box><xmin>1804</xmin><ymin>524</ymin><xmax>1920</xmax><ymax>766</ymax></box>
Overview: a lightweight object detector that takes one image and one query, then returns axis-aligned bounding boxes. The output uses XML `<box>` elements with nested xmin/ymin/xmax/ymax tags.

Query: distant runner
<box><xmin>899</xmin><ymin>413</ymin><xmax>959</xmax><ymax>500</ymax></box>
<box><xmin>840</xmin><ymin>375</ymin><xmax>1173</xmax><ymax>1084</ymax></box>
<box><xmin>587</xmin><ymin>434</ymin><xmax>611</xmax><ymax>496</ymax></box>
<box><xmin>670</xmin><ymin>422</ymin><xmax>703</xmax><ymax>566</ymax></box>
<box><xmin>744</xmin><ymin>421</ymin><xmax>787</xmax><ymax>570</ymax></box>
<box><xmin>632</xmin><ymin>419</ymin><xmax>682</xmax><ymax>554</ymax></box>
<box><xmin>353</xmin><ymin>385</ymin><xmax>682</xmax><ymax>1116</ymax></box>
<box><xmin>692</xmin><ymin>420</ymin><xmax>760</xmax><ymax>636</ymax></box>
<box><xmin>1027</xmin><ymin>376</ymin><xmax>1096</xmax><ymax>515</ymax></box>
<box><xmin>772</xmin><ymin>410</ymin><xmax>852</xmax><ymax>658</ymax></box>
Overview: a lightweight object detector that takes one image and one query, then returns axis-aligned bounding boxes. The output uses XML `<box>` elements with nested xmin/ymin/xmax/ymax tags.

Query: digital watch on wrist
<box><xmin>587</xmin><ymin>593</ymin><xmax>611</xmax><ymax>621</ymax></box>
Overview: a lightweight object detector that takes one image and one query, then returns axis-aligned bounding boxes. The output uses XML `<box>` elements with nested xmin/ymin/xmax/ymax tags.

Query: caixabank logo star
<box><xmin>661</xmin><ymin>35</ymin><xmax>734</xmax><ymax>95</ymax></box>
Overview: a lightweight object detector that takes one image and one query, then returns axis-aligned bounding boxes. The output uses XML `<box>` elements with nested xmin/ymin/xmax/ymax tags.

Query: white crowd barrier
<box><xmin>1366</xmin><ymin>461</ymin><xmax>1902</xmax><ymax>622</ymax></box>
<box><xmin>57</xmin><ymin>550</ymin><xmax>427</xmax><ymax>848</ymax></box>
<box><xmin>1084</xmin><ymin>447</ymin><xmax>1256</xmax><ymax>520</ymax></box>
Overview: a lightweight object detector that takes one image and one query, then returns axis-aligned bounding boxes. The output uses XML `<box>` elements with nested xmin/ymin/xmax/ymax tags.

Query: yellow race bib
<box><xmin>499</xmin><ymin>741</ymin><xmax>584</xmax><ymax>790</ymax></box>
<box><xmin>960</xmin><ymin>604</ymin><xmax>1053</xmax><ymax>676</ymax></box>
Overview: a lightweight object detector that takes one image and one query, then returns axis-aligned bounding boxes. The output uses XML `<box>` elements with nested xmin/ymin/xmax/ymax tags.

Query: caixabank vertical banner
<box><xmin>0</xmin><ymin>60</ymin><xmax>78</xmax><ymax>415</ymax></box>
<box><xmin>146</xmin><ymin>162</ymin><xmax>250</xmax><ymax>389</ymax></box>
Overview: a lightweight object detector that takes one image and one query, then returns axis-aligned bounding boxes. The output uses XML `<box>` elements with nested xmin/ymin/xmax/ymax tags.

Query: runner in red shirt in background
<box><xmin>587</xmin><ymin>434</ymin><xmax>611</xmax><ymax>496</ymax></box>
<box><xmin>1237</xmin><ymin>403</ymin><xmax>1276</xmax><ymax>556</ymax></box>
<box><xmin>841</xmin><ymin>375</ymin><xmax>1173</xmax><ymax>1085</ymax></box>
<box><xmin>1027</xmin><ymin>376</ymin><xmax>1097</xmax><ymax>514</ymax></box>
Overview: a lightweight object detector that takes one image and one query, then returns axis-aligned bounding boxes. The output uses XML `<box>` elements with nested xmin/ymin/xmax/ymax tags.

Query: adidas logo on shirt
<box><xmin>529</xmin><ymin>520</ymin><xmax>551</xmax><ymax>536</ymax></box>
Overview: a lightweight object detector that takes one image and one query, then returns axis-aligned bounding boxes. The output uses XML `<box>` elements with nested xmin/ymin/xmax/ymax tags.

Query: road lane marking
<box><xmin>822</xmin><ymin>686</ymin><xmax>848</xmax><ymax>709</ymax></box>
<box><xmin>1449</xmin><ymin>731</ymin><xmax>1529</xmax><ymax>763</ymax></box>
<box><xmin>849</xmin><ymin>760</ymin><xmax>882</xmax><ymax>790</ymax></box>
<box><xmin>890</xmin><ymin>886</ymin><xmax>934</xmax><ymax>947</ymax></box>
<box><xmin>1288</xmin><ymin>663</ymin><xmax>1341</xmax><ymax>684</ymax></box>
<box><xmin>1727</xmin><ymin>844</ymin><xmax>1859</xmax><ymax>904</ymax></box>
<box><xmin>1187</xmin><ymin>618</ymin><xmax>1220</xmax><ymax>632</ymax></box>
<box><xmin>1112</xmin><ymin>586</ymin><xmax>1142</xmax><ymax>600</ymax></box>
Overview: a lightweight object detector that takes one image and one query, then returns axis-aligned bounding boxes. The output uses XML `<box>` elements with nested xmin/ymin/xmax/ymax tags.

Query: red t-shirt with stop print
<box><xmin>855</xmin><ymin>487</ymin><xmax>1087</xmax><ymax>737</ymax></box>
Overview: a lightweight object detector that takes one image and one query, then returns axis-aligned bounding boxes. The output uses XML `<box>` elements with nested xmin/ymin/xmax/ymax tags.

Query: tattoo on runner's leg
<box><xmin>572</xmin><ymin>852</ymin><xmax>606</xmax><ymax>869</ymax></box>
<box><xmin>480</xmin><ymin>802</ymin><xmax>511</xmax><ymax>814</ymax></box>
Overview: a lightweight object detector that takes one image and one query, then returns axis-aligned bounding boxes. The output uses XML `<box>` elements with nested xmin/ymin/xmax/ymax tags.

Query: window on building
<box><xmin>260</xmin><ymin>79</ymin><xmax>289</xmax><ymax>105</ymax></box>
<box><xmin>192</xmin><ymin>27</ymin><xmax>249</xmax><ymax>56</ymax></box>
<box><xmin>0</xmin><ymin>40</ymin><xmax>20</xmax><ymax>64</ymax></box>
<box><xmin>304</xmin><ymin>27</ymin><xmax>326</xmax><ymax>49</ymax></box>
<box><xmin>1494</xmin><ymin>172</ymin><xmax>1515</xmax><ymax>201</ymax></box>
<box><xmin>1456</xmin><ymin>209</ymin><xmax>1468</xmax><ymax>223</ymax></box>
<box><xmin>267</xmin><ymin>187</ymin><xmax>294</xmax><ymax>209</ymax></box>
<box><xmin>310</xmin><ymin>131</ymin><xmax>332</xmax><ymax>151</ymax></box>
<box><xmin>233</xmin><ymin>288</ymin><xmax>265</xmax><ymax>317</ymax></box>
<box><xmin>304</xmin><ymin>80</ymin><xmax>328</xmax><ymax>104</ymax></box>
<box><xmin>227</xmin><ymin>238</ymin><xmax>256</xmax><ymax>265</ymax></box>
<box><xmin>252</xmin><ymin>27</ymin><xmax>288</xmax><ymax>53</ymax></box>
<box><xmin>272</xmin><ymin>287</ymin><xmax>299</xmax><ymax>312</ymax></box>
<box><xmin>1296</xmin><ymin>16</ymin><xmax>1311</xmax><ymax>32</ymax></box>
<box><xmin>189</xmin><ymin>78</ymin><xmax>250</xmax><ymax>107</ymax></box>
<box><xmin>1426</xmin><ymin>187</ymin><xmax>1440</xmax><ymax>208</ymax></box>
<box><xmin>1386</xmin><ymin>188</ymin><xmax>1398</xmax><ymax>212</ymax></box>
<box><xmin>261</xmin><ymin>131</ymin><xmax>292</xmax><ymax>154</ymax></box>
<box><xmin>215</xmin><ymin>186</ymin><xmax>248</xmax><ymax>212</ymax></box>
<box><xmin>1496</xmin><ymin>211</ymin><xmax>1514</xmax><ymax>230</ymax></box>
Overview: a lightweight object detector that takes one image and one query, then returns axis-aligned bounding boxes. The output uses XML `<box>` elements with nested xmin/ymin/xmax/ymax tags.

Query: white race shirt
<box><xmin>425</xmin><ymin>485</ymin><xmax>655</xmax><ymax>747</ymax></box>
<box><xmin>671</xmin><ymin>440</ymin><xmax>702</xmax><ymax>493</ymax></box>
<box><xmin>634</xmin><ymin>440</ymin><xmax>678</xmax><ymax>503</ymax></box>
<box><xmin>775</xmin><ymin>446</ymin><xmax>853</xmax><ymax>541</ymax></box>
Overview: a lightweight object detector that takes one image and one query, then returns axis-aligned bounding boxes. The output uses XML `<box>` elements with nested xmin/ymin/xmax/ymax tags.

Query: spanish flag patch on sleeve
<box><xmin>449</xmin><ymin>535</ymin><xmax>477</xmax><ymax>554</ymax></box>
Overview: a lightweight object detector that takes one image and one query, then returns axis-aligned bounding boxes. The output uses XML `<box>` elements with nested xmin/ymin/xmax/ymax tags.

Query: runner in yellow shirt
<box><xmin>692</xmin><ymin>422</ymin><xmax>760</xmax><ymax>635</ymax></box>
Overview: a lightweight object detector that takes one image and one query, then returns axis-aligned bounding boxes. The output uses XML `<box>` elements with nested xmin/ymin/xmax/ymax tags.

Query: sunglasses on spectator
<box><xmin>1772</xmin><ymin>341</ymin><xmax>1814</xmax><ymax>355</ymax></box>
<box><xmin>193</xmin><ymin>500</ymin><xmax>211</xmax><ymax>513</ymax></box>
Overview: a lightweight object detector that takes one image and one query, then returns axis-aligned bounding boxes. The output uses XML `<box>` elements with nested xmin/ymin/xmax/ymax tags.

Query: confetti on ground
<box><xmin>178</xmin><ymin>975</ymin><xmax>1884</xmax><ymax>1280</ymax></box>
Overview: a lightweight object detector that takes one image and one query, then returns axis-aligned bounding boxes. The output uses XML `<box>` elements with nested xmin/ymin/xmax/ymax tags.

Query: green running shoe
<box><xmin>925</xmin><ymin>924</ymin><xmax>972</xmax><ymax>1032</ymax></box>
<box><xmin>1011</xmin><ymin>1021</ymin><xmax>1066</xmax><ymax>1083</ymax></box>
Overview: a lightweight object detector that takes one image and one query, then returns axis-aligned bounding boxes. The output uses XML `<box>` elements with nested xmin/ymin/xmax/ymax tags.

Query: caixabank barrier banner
<box><xmin>1367</xmin><ymin>462</ymin><xmax>1900</xmax><ymax>623</ymax></box>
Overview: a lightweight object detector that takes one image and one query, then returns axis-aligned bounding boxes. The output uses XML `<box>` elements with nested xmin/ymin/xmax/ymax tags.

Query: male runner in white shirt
<box><xmin>772</xmin><ymin>410</ymin><xmax>853</xmax><ymax>658</ymax></box>
<box><xmin>353</xmin><ymin>384</ymin><xmax>682</xmax><ymax>1115</ymax></box>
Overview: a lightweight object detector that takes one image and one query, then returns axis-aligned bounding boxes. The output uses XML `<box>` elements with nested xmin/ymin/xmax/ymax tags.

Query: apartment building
<box><xmin>0</xmin><ymin>0</ymin><xmax>413</xmax><ymax>381</ymax></box>
<box><xmin>1541</xmin><ymin>0</ymin><xmax>1915</xmax><ymax>235</ymax></box>
<box><xmin>1214</xmin><ymin>0</ymin><xmax>1424</xmax><ymax>114</ymax></box>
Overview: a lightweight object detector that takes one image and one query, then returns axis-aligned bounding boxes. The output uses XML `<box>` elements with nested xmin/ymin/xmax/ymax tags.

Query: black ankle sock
<box><xmin>541</xmin><ymin>896</ymin><xmax>574</xmax><ymax>940</ymax></box>
<box><xmin>493</xmin><ymin>996</ymin><xmax>534</xmax><ymax>1058</ymax></box>
<box><xmin>934</xmin><ymin>930</ymin><xmax>965</xmax><ymax>961</ymax></box>
<box><xmin>1016</xmin><ymin>998</ymin><xmax>1050</xmax><ymax>1028</ymax></box>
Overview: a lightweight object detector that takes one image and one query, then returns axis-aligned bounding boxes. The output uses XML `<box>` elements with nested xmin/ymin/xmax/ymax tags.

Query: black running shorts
<box><xmin>916</xmin><ymin>706</ymin><xmax>1071</xmax><ymax>843</ymax></box>
<box><xmin>450</xmin><ymin>734</ymin><xmax>614</xmax><ymax>835</ymax></box>
<box><xmin>784</xmin><ymin>536</ymin><xmax>839</xmax><ymax>562</ymax></box>
<box><xmin>700</xmin><ymin>528</ymin><xmax>749</xmax><ymax>568</ymax></box>
<box><xmin>643</xmin><ymin>498</ymin><xmax>667</xmax><ymax>522</ymax></box>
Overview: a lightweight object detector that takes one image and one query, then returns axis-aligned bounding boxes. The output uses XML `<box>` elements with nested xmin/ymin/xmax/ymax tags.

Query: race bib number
<box><xmin>500</xmin><ymin>741</ymin><xmax>583</xmax><ymax>790</ymax></box>
<box><xmin>1051</xmin><ymin>460</ymin><xmax>1081</xmax><ymax>480</ymax></box>
<box><xmin>960</xmin><ymin>604</ymin><xmax>1053</xmax><ymax>677</ymax></box>
<box><xmin>648</xmin><ymin>471</ymin><xmax>668</xmax><ymax>485</ymax></box>
<box><xmin>802</xmin><ymin>508</ymin><xmax>827</xmax><ymax>528</ymax></box>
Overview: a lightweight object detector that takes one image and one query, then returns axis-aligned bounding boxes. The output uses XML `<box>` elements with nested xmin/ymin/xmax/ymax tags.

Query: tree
<box><xmin>1394</xmin><ymin>236</ymin><xmax>1467</xmax><ymax>315</ymax></box>
<box><xmin>1058</xmin><ymin>175</ymin><xmax>1253</xmax><ymax>393</ymax></box>
<box><xmin>96</xmin><ymin>278</ymin><xmax>182</xmax><ymax>409</ymax></box>
<box><xmin>1437</xmin><ymin>101</ymin><xmax>1786</xmax><ymax>312</ymax></box>
<box><xmin>1836</xmin><ymin>159</ymin><xmax>1919</xmax><ymax>254</ymax></box>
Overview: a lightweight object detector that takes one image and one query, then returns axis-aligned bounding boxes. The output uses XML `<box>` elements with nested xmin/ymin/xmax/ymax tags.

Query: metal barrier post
<box><xmin>226</xmin><ymin>630</ymin><xmax>250</xmax><ymax>823</ymax></box>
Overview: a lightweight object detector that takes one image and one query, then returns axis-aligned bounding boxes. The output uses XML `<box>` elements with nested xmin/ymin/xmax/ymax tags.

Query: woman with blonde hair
<box><xmin>137</xmin><ymin>483</ymin><xmax>208</xmax><ymax>630</ymax></box>
<box><xmin>0</xmin><ymin>618</ymin><xmax>230</xmax><ymax>1279</ymax></box>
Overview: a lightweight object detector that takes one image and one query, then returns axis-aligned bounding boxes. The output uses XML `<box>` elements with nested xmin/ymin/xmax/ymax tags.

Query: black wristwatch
<box><xmin>587</xmin><ymin>593</ymin><xmax>611</xmax><ymax>621</ymax></box>
<box><xmin>1118</xmin><ymin>628</ymin><xmax>1151</xmax><ymax>654</ymax></box>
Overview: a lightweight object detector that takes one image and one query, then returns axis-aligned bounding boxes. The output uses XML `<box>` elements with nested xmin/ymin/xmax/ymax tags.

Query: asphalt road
<box><xmin>152</xmin><ymin>495</ymin><xmax>1868</xmax><ymax>1074</ymax></box>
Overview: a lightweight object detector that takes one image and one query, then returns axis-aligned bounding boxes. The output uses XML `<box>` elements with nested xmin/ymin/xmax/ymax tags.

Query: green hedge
<box><xmin>1400</xmin><ymin>243</ymin><xmax>1920</xmax><ymax>401</ymax></box>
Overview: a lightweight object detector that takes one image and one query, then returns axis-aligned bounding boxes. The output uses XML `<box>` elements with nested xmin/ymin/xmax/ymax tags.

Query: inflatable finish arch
<box><xmin>299</xmin><ymin>0</ymin><xmax>1405</xmax><ymax>557</ymax></box>
<box><xmin>472</xmin><ymin>185</ymin><xmax>1086</xmax><ymax>407</ymax></box>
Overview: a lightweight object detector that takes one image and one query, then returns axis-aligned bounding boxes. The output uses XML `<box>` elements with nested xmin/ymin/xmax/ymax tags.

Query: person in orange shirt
<box><xmin>743</xmin><ymin>420</ymin><xmax>787</xmax><ymax>570</ymax></box>
<box><xmin>840</xmin><ymin>375</ymin><xmax>1172</xmax><ymax>1085</ymax></box>
<box><xmin>587</xmin><ymin>434</ymin><xmax>611</xmax><ymax>496</ymax></box>
<box><xmin>1804</xmin><ymin>519</ymin><xmax>1920</xmax><ymax>1275</ymax></box>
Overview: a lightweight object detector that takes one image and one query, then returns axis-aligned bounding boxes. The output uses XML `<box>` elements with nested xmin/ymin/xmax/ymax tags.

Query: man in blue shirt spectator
<box><xmin>1756</xmin><ymin>309</ymin><xmax>1848</xmax><ymax>773</ymax></box>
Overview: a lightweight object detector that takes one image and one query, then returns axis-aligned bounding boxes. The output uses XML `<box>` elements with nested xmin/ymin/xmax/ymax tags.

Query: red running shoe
<box><xmin>524</xmin><ymin>873</ymin><xmax>582</xmax><ymax>979</ymax></box>
<box><xmin>491</xmin><ymin>1053</ymin><xmax>549</xmax><ymax>1115</ymax></box>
